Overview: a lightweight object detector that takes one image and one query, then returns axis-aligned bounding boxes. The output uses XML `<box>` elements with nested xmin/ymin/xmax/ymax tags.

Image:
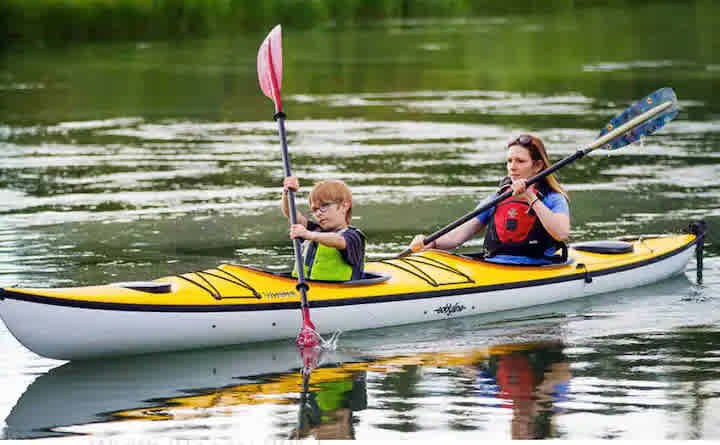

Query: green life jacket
<box><xmin>292</xmin><ymin>227</ymin><xmax>364</xmax><ymax>281</ymax></box>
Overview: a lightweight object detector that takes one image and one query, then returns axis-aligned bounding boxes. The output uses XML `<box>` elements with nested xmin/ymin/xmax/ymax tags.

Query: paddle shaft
<box><xmin>277</xmin><ymin>113</ymin><xmax>310</xmax><ymax>308</ymax></box>
<box><xmin>398</xmin><ymin>100</ymin><xmax>673</xmax><ymax>257</ymax></box>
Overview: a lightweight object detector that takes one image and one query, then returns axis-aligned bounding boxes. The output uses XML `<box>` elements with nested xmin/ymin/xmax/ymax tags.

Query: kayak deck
<box><xmin>1</xmin><ymin>234</ymin><xmax>697</xmax><ymax>308</ymax></box>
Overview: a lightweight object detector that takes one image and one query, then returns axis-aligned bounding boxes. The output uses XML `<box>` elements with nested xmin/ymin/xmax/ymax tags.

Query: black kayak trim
<box><xmin>0</xmin><ymin>236</ymin><xmax>697</xmax><ymax>312</ymax></box>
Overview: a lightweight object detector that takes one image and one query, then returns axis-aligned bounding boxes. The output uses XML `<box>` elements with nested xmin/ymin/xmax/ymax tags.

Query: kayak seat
<box><xmin>110</xmin><ymin>281</ymin><xmax>172</xmax><ymax>293</ymax></box>
<box><xmin>571</xmin><ymin>240</ymin><xmax>634</xmax><ymax>254</ymax></box>
<box><xmin>274</xmin><ymin>271</ymin><xmax>391</xmax><ymax>286</ymax></box>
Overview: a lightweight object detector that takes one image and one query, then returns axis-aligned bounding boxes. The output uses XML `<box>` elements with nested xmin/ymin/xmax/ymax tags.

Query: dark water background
<box><xmin>1</xmin><ymin>1</ymin><xmax>719</xmax><ymax>440</ymax></box>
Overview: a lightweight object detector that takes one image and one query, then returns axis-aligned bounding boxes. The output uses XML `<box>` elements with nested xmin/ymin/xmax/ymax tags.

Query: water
<box><xmin>1</xmin><ymin>3</ymin><xmax>720</xmax><ymax>440</ymax></box>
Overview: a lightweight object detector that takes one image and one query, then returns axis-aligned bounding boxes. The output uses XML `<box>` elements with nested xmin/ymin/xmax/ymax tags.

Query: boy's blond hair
<box><xmin>309</xmin><ymin>180</ymin><xmax>353</xmax><ymax>224</ymax></box>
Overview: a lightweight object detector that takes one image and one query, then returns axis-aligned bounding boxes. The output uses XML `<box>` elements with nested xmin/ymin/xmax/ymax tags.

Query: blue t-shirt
<box><xmin>475</xmin><ymin>191</ymin><xmax>569</xmax><ymax>265</ymax></box>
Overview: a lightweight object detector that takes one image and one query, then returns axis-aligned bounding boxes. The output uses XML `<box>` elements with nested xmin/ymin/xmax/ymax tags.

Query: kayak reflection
<box><xmin>5</xmin><ymin>338</ymin><xmax>573</xmax><ymax>440</ymax></box>
<box><xmin>3</xmin><ymin>341</ymin><xmax>317</xmax><ymax>439</ymax></box>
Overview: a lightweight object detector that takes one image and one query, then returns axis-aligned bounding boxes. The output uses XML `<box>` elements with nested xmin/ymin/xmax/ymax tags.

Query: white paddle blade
<box><xmin>257</xmin><ymin>24</ymin><xmax>283</xmax><ymax>109</ymax></box>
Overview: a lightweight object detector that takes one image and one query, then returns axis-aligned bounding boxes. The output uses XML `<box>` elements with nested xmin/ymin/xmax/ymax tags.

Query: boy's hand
<box><xmin>283</xmin><ymin>176</ymin><xmax>299</xmax><ymax>192</ymax></box>
<box><xmin>289</xmin><ymin>224</ymin><xmax>310</xmax><ymax>240</ymax></box>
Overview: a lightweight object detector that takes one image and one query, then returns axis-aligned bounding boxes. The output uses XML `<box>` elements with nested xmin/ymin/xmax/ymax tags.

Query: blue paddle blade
<box><xmin>598</xmin><ymin>87</ymin><xmax>679</xmax><ymax>150</ymax></box>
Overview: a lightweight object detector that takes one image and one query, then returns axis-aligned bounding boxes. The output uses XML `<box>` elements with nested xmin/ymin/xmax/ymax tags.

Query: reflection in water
<box><xmin>3</xmin><ymin>341</ymin><xmax>306</xmax><ymax>439</ymax></box>
<box><xmin>484</xmin><ymin>343</ymin><xmax>570</xmax><ymax>439</ymax></box>
<box><xmin>5</xmin><ymin>325</ymin><xmax>720</xmax><ymax>440</ymax></box>
<box><xmin>291</xmin><ymin>341</ymin><xmax>571</xmax><ymax>439</ymax></box>
<box><xmin>292</xmin><ymin>369</ymin><xmax>367</xmax><ymax>440</ymax></box>
<box><xmin>4</xmin><ymin>340</ymin><xmax>569</xmax><ymax>440</ymax></box>
<box><xmin>292</xmin><ymin>338</ymin><xmax>362</xmax><ymax>440</ymax></box>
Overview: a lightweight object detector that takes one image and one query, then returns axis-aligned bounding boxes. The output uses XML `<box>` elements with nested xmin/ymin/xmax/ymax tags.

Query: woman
<box><xmin>409</xmin><ymin>134</ymin><xmax>570</xmax><ymax>265</ymax></box>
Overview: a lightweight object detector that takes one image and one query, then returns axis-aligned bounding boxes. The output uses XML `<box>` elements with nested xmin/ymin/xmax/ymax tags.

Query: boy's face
<box><xmin>310</xmin><ymin>199</ymin><xmax>350</xmax><ymax>231</ymax></box>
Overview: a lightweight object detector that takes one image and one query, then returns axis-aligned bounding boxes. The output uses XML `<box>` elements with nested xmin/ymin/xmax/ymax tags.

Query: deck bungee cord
<box><xmin>173</xmin><ymin>268</ymin><xmax>261</xmax><ymax>300</ymax></box>
<box><xmin>377</xmin><ymin>255</ymin><xmax>475</xmax><ymax>287</ymax></box>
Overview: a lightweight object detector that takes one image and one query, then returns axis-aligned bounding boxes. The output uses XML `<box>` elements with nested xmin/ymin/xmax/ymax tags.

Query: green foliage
<box><xmin>3</xmin><ymin>0</ymin><xmax>708</xmax><ymax>46</ymax></box>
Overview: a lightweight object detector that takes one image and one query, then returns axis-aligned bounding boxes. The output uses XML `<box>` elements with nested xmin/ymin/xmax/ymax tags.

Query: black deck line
<box><xmin>0</xmin><ymin>237</ymin><xmax>696</xmax><ymax>313</ymax></box>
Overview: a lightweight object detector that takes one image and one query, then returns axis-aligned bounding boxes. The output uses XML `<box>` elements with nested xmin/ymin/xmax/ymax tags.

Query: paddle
<box><xmin>398</xmin><ymin>87</ymin><xmax>679</xmax><ymax>257</ymax></box>
<box><xmin>257</xmin><ymin>25</ymin><xmax>319</xmax><ymax>349</ymax></box>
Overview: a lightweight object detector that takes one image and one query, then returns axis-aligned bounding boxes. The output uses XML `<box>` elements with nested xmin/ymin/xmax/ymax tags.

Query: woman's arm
<box><xmin>410</xmin><ymin>218</ymin><xmax>485</xmax><ymax>252</ymax></box>
<box><xmin>530</xmin><ymin>198</ymin><xmax>570</xmax><ymax>241</ymax></box>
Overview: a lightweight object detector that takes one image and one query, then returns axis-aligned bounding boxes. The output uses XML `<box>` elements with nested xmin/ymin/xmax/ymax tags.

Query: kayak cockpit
<box><xmin>109</xmin><ymin>281</ymin><xmax>173</xmax><ymax>293</ymax></box>
<box><xmin>270</xmin><ymin>271</ymin><xmax>391</xmax><ymax>286</ymax></box>
<box><xmin>457</xmin><ymin>251</ymin><xmax>574</xmax><ymax>267</ymax></box>
<box><xmin>455</xmin><ymin>240</ymin><xmax>637</xmax><ymax>266</ymax></box>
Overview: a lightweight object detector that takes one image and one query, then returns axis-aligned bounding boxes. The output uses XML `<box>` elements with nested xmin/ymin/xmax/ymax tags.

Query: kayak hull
<box><xmin>0</xmin><ymin>232</ymin><xmax>699</xmax><ymax>360</ymax></box>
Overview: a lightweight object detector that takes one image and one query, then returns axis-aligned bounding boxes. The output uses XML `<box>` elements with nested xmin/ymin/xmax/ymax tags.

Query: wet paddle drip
<box><xmin>297</xmin><ymin>327</ymin><xmax>342</xmax><ymax>375</ymax></box>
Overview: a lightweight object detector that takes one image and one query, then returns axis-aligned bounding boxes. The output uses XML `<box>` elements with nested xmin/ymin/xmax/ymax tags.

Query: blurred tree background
<box><xmin>3</xmin><ymin>0</ymin><xmax>713</xmax><ymax>47</ymax></box>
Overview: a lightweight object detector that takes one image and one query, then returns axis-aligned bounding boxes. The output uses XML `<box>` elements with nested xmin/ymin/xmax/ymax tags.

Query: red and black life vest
<box><xmin>483</xmin><ymin>177</ymin><xmax>564</xmax><ymax>259</ymax></box>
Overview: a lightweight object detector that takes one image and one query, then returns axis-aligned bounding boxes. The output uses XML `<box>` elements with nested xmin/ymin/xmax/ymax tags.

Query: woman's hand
<box><xmin>289</xmin><ymin>224</ymin><xmax>310</xmax><ymax>240</ymax></box>
<box><xmin>511</xmin><ymin>179</ymin><xmax>537</xmax><ymax>201</ymax></box>
<box><xmin>283</xmin><ymin>176</ymin><xmax>299</xmax><ymax>192</ymax></box>
<box><xmin>410</xmin><ymin>234</ymin><xmax>427</xmax><ymax>252</ymax></box>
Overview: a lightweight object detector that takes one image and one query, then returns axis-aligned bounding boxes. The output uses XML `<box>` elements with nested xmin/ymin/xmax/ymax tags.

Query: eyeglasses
<box><xmin>310</xmin><ymin>201</ymin><xmax>338</xmax><ymax>214</ymax></box>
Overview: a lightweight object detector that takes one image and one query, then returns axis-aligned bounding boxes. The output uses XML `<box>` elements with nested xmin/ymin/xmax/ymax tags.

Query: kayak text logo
<box><xmin>434</xmin><ymin>303</ymin><xmax>466</xmax><ymax>317</ymax></box>
<box><xmin>261</xmin><ymin>290</ymin><xmax>296</xmax><ymax>300</ymax></box>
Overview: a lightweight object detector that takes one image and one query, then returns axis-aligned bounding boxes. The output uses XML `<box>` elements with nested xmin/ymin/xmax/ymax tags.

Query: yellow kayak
<box><xmin>0</xmin><ymin>225</ymin><xmax>704</xmax><ymax>360</ymax></box>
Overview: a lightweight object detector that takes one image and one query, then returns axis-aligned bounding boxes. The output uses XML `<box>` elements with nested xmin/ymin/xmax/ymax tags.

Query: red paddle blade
<box><xmin>257</xmin><ymin>24</ymin><xmax>283</xmax><ymax>112</ymax></box>
<box><xmin>296</xmin><ymin>307</ymin><xmax>319</xmax><ymax>349</ymax></box>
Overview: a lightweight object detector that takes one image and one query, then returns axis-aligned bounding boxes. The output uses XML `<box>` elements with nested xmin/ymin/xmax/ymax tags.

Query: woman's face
<box><xmin>506</xmin><ymin>145</ymin><xmax>543</xmax><ymax>180</ymax></box>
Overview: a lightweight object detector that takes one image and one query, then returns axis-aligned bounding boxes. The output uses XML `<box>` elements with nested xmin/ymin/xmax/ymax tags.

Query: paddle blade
<box><xmin>598</xmin><ymin>87</ymin><xmax>678</xmax><ymax>150</ymax></box>
<box><xmin>257</xmin><ymin>24</ymin><xmax>283</xmax><ymax>112</ymax></box>
<box><xmin>296</xmin><ymin>307</ymin><xmax>320</xmax><ymax>350</ymax></box>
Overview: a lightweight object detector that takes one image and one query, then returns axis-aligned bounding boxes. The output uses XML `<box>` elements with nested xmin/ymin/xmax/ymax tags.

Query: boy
<box><xmin>281</xmin><ymin>176</ymin><xmax>365</xmax><ymax>281</ymax></box>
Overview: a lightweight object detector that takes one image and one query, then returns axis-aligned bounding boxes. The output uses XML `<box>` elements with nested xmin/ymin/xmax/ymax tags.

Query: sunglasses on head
<box><xmin>509</xmin><ymin>134</ymin><xmax>534</xmax><ymax>148</ymax></box>
<box><xmin>508</xmin><ymin>134</ymin><xmax>544</xmax><ymax>160</ymax></box>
